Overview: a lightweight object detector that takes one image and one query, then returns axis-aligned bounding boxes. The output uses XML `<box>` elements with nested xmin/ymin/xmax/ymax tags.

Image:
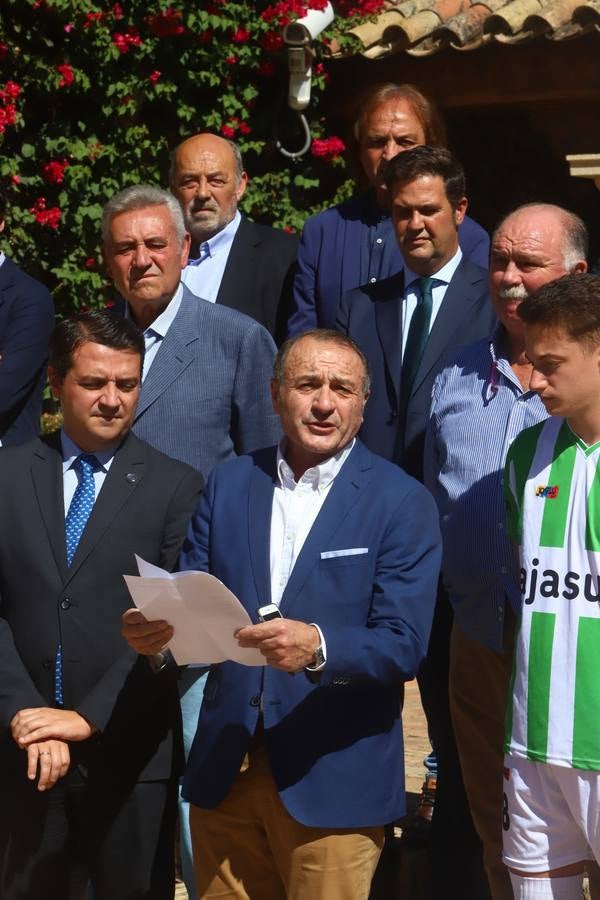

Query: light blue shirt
<box><xmin>61</xmin><ymin>430</ymin><xmax>116</xmax><ymax>515</ymax></box>
<box><xmin>402</xmin><ymin>248</ymin><xmax>463</xmax><ymax>359</ymax></box>
<box><xmin>424</xmin><ymin>326</ymin><xmax>547</xmax><ymax>651</ymax></box>
<box><xmin>180</xmin><ymin>210</ymin><xmax>241</xmax><ymax>303</ymax></box>
<box><xmin>138</xmin><ymin>283</ymin><xmax>183</xmax><ymax>382</ymax></box>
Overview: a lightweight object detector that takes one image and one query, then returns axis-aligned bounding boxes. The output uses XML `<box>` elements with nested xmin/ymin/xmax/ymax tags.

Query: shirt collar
<box><xmin>276</xmin><ymin>438</ymin><xmax>355</xmax><ymax>493</ymax></box>
<box><xmin>489</xmin><ymin>323</ymin><xmax>510</xmax><ymax>365</ymax></box>
<box><xmin>188</xmin><ymin>210</ymin><xmax>241</xmax><ymax>265</ymax></box>
<box><xmin>0</xmin><ymin>252</ymin><xmax>5</xmax><ymax>269</ymax></box>
<box><xmin>136</xmin><ymin>282</ymin><xmax>183</xmax><ymax>340</ymax></box>
<box><xmin>60</xmin><ymin>429</ymin><xmax>116</xmax><ymax>473</ymax></box>
<box><xmin>404</xmin><ymin>246</ymin><xmax>463</xmax><ymax>290</ymax></box>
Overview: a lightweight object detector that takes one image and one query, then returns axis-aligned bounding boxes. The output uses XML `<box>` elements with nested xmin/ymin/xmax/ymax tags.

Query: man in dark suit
<box><xmin>0</xmin><ymin>189</ymin><xmax>54</xmax><ymax>445</ymax></box>
<box><xmin>124</xmin><ymin>329</ymin><xmax>442</xmax><ymax>900</ymax></box>
<box><xmin>337</xmin><ymin>145</ymin><xmax>496</xmax><ymax>895</ymax></box>
<box><xmin>337</xmin><ymin>145</ymin><xmax>495</xmax><ymax>480</ymax></box>
<box><xmin>170</xmin><ymin>132</ymin><xmax>298</xmax><ymax>345</ymax></box>
<box><xmin>288</xmin><ymin>83</ymin><xmax>489</xmax><ymax>336</ymax></box>
<box><xmin>0</xmin><ymin>311</ymin><xmax>203</xmax><ymax>900</ymax></box>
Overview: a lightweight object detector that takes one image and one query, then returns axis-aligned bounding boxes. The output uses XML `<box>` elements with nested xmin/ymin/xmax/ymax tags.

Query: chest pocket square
<box><xmin>320</xmin><ymin>548</ymin><xmax>368</xmax><ymax>559</ymax></box>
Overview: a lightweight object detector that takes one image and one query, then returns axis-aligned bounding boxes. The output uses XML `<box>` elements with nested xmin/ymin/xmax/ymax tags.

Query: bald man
<box><xmin>170</xmin><ymin>132</ymin><xmax>298</xmax><ymax>345</ymax></box>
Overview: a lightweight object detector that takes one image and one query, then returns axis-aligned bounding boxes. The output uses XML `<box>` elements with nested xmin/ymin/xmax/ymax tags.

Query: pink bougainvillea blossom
<box><xmin>311</xmin><ymin>136</ymin><xmax>346</xmax><ymax>160</ymax></box>
<box><xmin>41</xmin><ymin>159</ymin><xmax>70</xmax><ymax>184</ymax></box>
<box><xmin>232</xmin><ymin>27</ymin><xmax>250</xmax><ymax>43</ymax></box>
<box><xmin>30</xmin><ymin>198</ymin><xmax>62</xmax><ymax>230</ymax></box>
<box><xmin>57</xmin><ymin>63</ymin><xmax>74</xmax><ymax>87</ymax></box>
<box><xmin>148</xmin><ymin>9</ymin><xmax>185</xmax><ymax>36</ymax></box>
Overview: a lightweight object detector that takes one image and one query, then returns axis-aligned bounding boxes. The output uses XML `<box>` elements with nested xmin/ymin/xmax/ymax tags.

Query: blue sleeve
<box><xmin>0</xmin><ymin>276</ymin><xmax>54</xmax><ymax>418</ymax></box>
<box><xmin>459</xmin><ymin>215</ymin><xmax>490</xmax><ymax>271</ymax></box>
<box><xmin>288</xmin><ymin>216</ymin><xmax>319</xmax><ymax>337</ymax></box>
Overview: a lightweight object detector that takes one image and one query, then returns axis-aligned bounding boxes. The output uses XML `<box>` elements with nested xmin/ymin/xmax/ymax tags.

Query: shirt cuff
<box><xmin>305</xmin><ymin>623</ymin><xmax>326</xmax><ymax>671</ymax></box>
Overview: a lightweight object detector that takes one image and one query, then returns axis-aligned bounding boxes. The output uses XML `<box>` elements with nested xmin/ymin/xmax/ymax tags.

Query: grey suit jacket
<box><xmin>131</xmin><ymin>286</ymin><xmax>281</xmax><ymax>479</ymax></box>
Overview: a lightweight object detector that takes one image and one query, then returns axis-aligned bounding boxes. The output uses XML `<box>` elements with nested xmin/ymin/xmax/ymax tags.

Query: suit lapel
<box><xmin>134</xmin><ymin>288</ymin><xmax>197</xmax><ymax>420</ymax></box>
<box><xmin>411</xmin><ymin>258</ymin><xmax>487</xmax><ymax>397</ymax></box>
<box><xmin>216</xmin><ymin>217</ymin><xmax>255</xmax><ymax>315</ymax></box>
<box><xmin>279</xmin><ymin>443</ymin><xmax>372</xmax><ymax>615</ymax></box>
<box><xmin>374</xmin><ymin>271</ymin><xmax>405</xmax><ymax>410</ymax></box>
<box><xmin>248</xmin><ymin>449</ymin><xmax>277</xmax><ymax>607</ymax></box>
<box><xmin>65</xmin><ymin>433</ymin><xmax>146</xmax><ymax>582</ymax></box>
<box><xmin>31</xmin><ymin>435</ymin><xmax>69</xmax><ymax>581</ymax></box>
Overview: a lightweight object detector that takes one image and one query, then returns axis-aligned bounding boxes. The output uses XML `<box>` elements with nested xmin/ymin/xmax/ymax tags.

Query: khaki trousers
<box><xmin>189</xmin><ymin>736</ymin><xmax>384</xmax><ymax>900</ymax></box>
<box><xmin>449</xmin><ymin>620</ymin><xmax>515</xmax><ymax>900</ymax></box>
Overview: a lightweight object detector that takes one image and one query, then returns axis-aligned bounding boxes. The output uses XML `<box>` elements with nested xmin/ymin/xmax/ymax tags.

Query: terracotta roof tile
<box><xmin>341</xmin><ymin>0</ymin><xmax>599</xmax><ymax>56</ymax></box>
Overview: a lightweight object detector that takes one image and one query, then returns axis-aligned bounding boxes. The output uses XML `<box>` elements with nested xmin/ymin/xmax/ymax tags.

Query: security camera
<box><xmin>282</xmin><ymin>3</ymin><xmax>334</xmax><ymax>45</ymax></box>
<box><xmin>282</xmin><ymin>3</ymin><xmax>334</xmax><ymax>111</ymax></box>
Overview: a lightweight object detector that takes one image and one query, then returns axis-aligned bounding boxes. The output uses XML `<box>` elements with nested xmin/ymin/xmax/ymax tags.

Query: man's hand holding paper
<box><xmin>122</xmin><ymin>556</ymin><xmax>264</xmax><ymax>666</ymax></box>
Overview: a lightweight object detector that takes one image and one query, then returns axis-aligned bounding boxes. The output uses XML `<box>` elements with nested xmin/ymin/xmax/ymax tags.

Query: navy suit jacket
<box><xmin>288</xmin><ymin>191</ymin><xmax>489</xmax><ymax>335</ymax></box>
<box><xmin>181</xmin><ymin>440</ymin><xmax>441</xmax><ymax>828</ymax></box>
<box><xmin>336</xmin><ymin>256</ymin><xmax>495</xmax><ymax>481</ymax></box>
<box><xmin>130</xmin><ymin>286</ymin><xmax>282</xmax><ymax>479</ymax></box>
<box><xmin>0</xmin><ymin>431</ymin><xmax>202</xmax><ymax>783</ymax></box>
<box><xmin>0</xmin><ymin>257</ymin><xmax>54</xmax><ymax>445</ymax></box>
<box><xmin>215</xmin><ymin>216</ymin><xmax>298</xmax><ymax>346</ymax></box>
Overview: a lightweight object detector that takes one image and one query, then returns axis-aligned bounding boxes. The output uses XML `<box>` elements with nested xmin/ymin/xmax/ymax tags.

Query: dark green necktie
<box><xmin>394</xmin><ymin>276</ymin><xmax>434</xmax><ymax>465</ymax></box>
<box><xmin>401</xmin><ymin>276</ymin><xmax>434</xmax><ymax>402</ymax></box>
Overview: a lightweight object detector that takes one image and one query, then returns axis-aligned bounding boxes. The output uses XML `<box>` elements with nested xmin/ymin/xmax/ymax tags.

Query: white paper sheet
<box><xmin>123</xmin><ymin>555</ymin><xmax>264</xmax><ymax>667</ymax></box>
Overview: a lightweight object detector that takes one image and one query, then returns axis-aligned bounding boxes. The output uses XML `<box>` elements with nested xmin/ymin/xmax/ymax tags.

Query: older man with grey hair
<box><xmin>424</xmin><ymin>202</ymin><xmax>588</xmax><ymax>899</ymax></box>
<box><xmin>102</xmin><ymin>184</ymin><xmax>281</xmax><ymax>898</ymax></box>
<box><xmin>169</xmin><ymin>132</ymin><xmax>298</xmax><ymax>344</ymax></box>
<box><xmin>102</xmin><ymin>184</ymin><xmax>280</xmax><ymax>478</ymax></box>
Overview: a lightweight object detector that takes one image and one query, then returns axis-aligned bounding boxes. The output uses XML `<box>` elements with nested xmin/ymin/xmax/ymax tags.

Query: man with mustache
<box><xmin>170</xmin><ymin>132</ymin><xmax>298</xmax><ymax>345</ymax></box>
<box><xmin>424</xmin><ymin>204</ymin><xmax>588</xmax><ymax>898</ymax></box>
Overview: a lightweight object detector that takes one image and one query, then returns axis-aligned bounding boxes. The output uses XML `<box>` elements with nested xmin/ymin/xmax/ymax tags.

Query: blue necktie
<box><xmin>55</xmin><ymin>454</ymin><xmax>98</xmax><ymax>705</ymax></box>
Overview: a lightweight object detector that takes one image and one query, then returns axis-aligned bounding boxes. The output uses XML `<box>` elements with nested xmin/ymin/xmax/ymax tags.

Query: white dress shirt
<box><xmin>180</xmin><ymin>210</ymin><xmax>241</xmax><ymax>303</ymax></box>
<box><xmin>401</xmin><ymin>247</ymin><xmax>463</xmax><ymax>359</ymax></box>
<box><xmin>269</xmin><ymin>438</ymin><xmax>356</xmax><ymax>668</ymax></box>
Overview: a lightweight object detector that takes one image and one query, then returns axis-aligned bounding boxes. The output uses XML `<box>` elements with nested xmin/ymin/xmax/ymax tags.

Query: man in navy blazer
<box><xmin>0</xmin><ymin>190</ymin><xmax>54</xmax><ymax>445</ymax></box>
<box><xmin>288</xmin><ymin>83</ymin><xmax>489</xmax><ymax>336</ymax></box>
<box><xmin>124</xmin><ymin>330</ymin><xmax>442</xmax><ymax>900</ymax></box>
<box><xmin>337</xmin><ymin>146</ymin><xmax>496</xmax><ymax>893</ymax></box>
<box><xmin>337</xmin><ymin>145</ymin><xmax>495</xmax><ymax>481</ymax></box>
<box><xmin>171</xmin><ymin>133</ymin><xmax>298</xmax><ymax>345</ymax></box>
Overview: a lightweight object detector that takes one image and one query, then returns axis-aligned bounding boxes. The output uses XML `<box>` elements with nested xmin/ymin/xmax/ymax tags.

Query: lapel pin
<box><xmin>126</xmin><ymin>473</ymin><xmax>138</xmax><ymax>483</ymax></box>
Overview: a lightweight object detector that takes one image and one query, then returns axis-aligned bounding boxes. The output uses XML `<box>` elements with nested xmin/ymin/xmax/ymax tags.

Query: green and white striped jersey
<box><xmin>504</xmin><ymin>416</ymin><xmax>600</xmax><ymax>770</ymax></box>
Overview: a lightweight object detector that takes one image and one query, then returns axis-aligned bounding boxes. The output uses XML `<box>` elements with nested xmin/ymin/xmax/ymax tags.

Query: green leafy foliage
<box><xmin>0</xmin><ymin>0</ymin><xmax>383</xmax><ymax>315</ymax></box>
